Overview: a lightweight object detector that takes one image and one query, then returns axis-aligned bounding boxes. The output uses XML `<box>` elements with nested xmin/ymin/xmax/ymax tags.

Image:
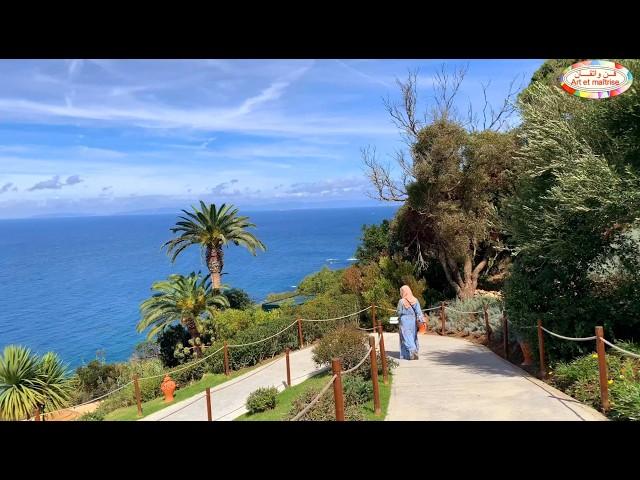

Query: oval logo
<box><xmin>560</xmin><ymin>60</ymin><xmax>633</xmax><ymax>99</ymax></box>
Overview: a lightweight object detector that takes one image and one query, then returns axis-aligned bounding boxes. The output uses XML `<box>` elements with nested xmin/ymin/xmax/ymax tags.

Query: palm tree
<box><xmin>0</xmin><ymin>345</ymin><xmax>73</xmax><ymax>421</ymax></box>
<box><xmin>163</xmin><ymin>202</ymin><xmax>266</xmax><ymax>290</ymax></box>
<box><xmin>137</xmin><ymin>272</ymin><xmax>229</xmax><ymax>356</ymax></box>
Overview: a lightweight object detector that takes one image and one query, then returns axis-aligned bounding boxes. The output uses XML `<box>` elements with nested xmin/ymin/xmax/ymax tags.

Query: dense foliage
<box><xmin>550</xmin><ymin>342</ymin><xmax>640</xmax><ymax>420</ymax></box>
<box><xmin>223</xmin><ymin>288</ymin><xmax>254</xmax><ymax>310</ymax></box>
<box><xmin>137</xmin><ymin>272</ymin><xmax>229</xmax><ymax>354</ymax></box>
<box><xmin>503</xmin><ymin>59</ymin><xmax>640</xmax><ymax>359</ymax></box>
<box><xmin>312</xmin><ymin>327</ymin><xmax>370</xmax><ymax>372</ymax></box>
<box><xmin>246</xmin><ymin>386</ymin><xmax>278</xmax><ymax>414</ymax></box>
<box><xmin>286</xmin><ymin>383</ymin><xmax>364</xmax><ymax>421</ymax></box>
<box><xmin>355</xmin><ymin>220</ymin><xmax>392</xmax><ymax>263</ymax></box>
<box><xmin>0</xmin><ymin>346</ymin><xmax>73</xmax><ymax>420</ymax></box>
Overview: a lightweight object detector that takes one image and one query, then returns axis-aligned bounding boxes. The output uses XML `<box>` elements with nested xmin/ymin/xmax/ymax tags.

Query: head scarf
<box><xmin>400</xmin><ymin>285</ymin><xmax>418</xmax><ymax>309</ymax></box>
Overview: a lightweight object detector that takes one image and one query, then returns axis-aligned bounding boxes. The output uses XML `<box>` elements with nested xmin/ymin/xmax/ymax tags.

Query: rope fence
<box><xmin>300</xmin><ymin>306</ymin><xmax>371</xmax><ymax>322</ymax></box>
<box><xmin>600</xmin><ymin>338</ymin><xmax>640</xmax><ymax>359</ymax></box>
<box><xmin>29</xmin><ymin>304</ymin><xmax>380</xmax><ymax>422</ymax></box>
<box><xmin>290</xmin><ymin>374</ymin><xmax>338</xmax><ymax>421</ymax></box>
<box><xmin>537</xmin><ymin>321</ymin><xmax>639</xmax><ymax>414</ymax></box>
<box><xmin>540</xmin><ymin>327</ymin><xmax>596</xmax><ymax>342</ymax></box>
<box><xmin>290</xmin><ymin>332</ymin><xmax>384</xmax><ymax>421</ymax></box>
<box><xmin>340</xmin><ymin>346</ymin><xmax>373</xmax><ymax>375</ymax></box>
<box><xmin>226</xmin><ymin>320</ymin><xmax>299</xmax><ymax>348</ymax></box>
<box><xmin>444</xmin><ymin>306</ymin><xmax>483</xmax><ymax>314</ymax></box>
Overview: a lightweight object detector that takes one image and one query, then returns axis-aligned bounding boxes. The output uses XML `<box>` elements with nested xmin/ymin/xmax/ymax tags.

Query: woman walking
<box><xmin>397</xmin><ymin>285</ymin><xmax>425</xmax><ymax>360</ymax></box>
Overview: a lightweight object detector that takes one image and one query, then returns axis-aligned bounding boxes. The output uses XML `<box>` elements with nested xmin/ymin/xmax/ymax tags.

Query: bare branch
<box><xmin>362</xmin><ymin>145</ymin><xmax>408</xmax><ymax>202</ymax></box>
<box><xmin>382</xmin><ymin>69</ymin><xmax>423</xmax><ymax>143</ymax></box>
<box><xmin>481</xmin><ymin>80</ymin><xmax>491</xmax><ymax>130</ymax></box>
<box><xmin>433</xmin><ymin>63</ymin><xmax>468</xmax><ymax>121</ymax></box>
<box><xmin>484</xmin><ymin>73</ymin><xmax>524</xmax><ymax>131</ymax></box>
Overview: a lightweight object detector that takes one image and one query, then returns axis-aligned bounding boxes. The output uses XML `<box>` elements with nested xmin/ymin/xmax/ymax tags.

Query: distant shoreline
<box><xmin>0</xmin><ymin>204</ymin><xmax>398</xmax><ymax>222</ymax></box>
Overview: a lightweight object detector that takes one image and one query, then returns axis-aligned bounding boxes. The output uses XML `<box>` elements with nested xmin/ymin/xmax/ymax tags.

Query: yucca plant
<box><xmin>137</xmin><ymin>272</ymin><xmax>229</xmax><ymax>356</ymax></box>
<box><xmin>163</xmin><ymin>202</ymin><xmax>266</xmax><ymax>289</ymax></box>
<box><xmin>0</xmin><ymin>345</ymin><xmax>73</xmax><ymax>421</ymax></box>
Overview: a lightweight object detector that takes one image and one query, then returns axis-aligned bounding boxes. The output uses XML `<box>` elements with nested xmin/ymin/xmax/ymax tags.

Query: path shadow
<box><xmin>518</xmin><ymin>375</ymin><xmax>596</xmax><ymax>421</ymax></box>
<box><xmin>423</xmin><ymin>347</ymin><xmax>522</xmax><ymax>378</ymax></box>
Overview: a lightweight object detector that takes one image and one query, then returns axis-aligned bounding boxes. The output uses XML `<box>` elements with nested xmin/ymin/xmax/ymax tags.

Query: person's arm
<box><xmin>396</xmin><ymin>299</ymin><xmax>402</xmax><ymax>317</ymax></box>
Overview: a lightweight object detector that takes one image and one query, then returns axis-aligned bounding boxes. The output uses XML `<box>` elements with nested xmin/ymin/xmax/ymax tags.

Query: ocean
<box><xmin>0</xmin><ymin>206</ymin><xmax>397</xmax><ymax>368</ymax></box>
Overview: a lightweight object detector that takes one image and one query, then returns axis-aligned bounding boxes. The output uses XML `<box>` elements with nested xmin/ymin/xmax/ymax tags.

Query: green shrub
<box><xmin>286</xmin><ymin>385</ymin><xmax>364</xmax><ymax>421</ymax></box>
<box><xmin>550</xmin><ymin>346</ymin><xmax>640</xmax><ymax>420</ymax></box>
<box><xmin>225</xmin><ymin>317</ymin><xmax>299</xmax><ymax>370</ymax></box>
<box><xmin>363</xmin><ymin>351</ymin><xmax>399</xmax><ymax>381</ymax></box>
<box><xmin>283</xmin><ymin>292</ymin><xmax>363</xmax><ymax>341</ymax></box>
<box><xmin>202</xmin><ymin>307</ymin><xmax>282</xmax><ymax>341</ymax></box>
<box><xmin>312</xmin><ymin>327</ymin><xmax>369</xmax><ymax>372</ymax></box>
<box><xmin>224</xmin><ymin>288</ymin><xmax>254</xmax><ymax>310</ymax></box>
<box><xmin>74</xmin><ymin>359</ymin><xmax>126</xmax><ymax>402</ymax></box>
<box><xmin>157</xmin><ymin>324</ymin><xmax>191</xmax><ymax>367</ymax></box>
<box><xmin>77</xmin><ymin>408</ymin><xmax>106</xmax><ymax>421</ymax></box>
<box><xmin>609</xmin><ymin>380</ymin><xmax>640</xmax><ymax>421</ymax></box>
<box><xmin>246</xmin><ymin>386</ymin><xmax>278</xmax><ymax>414</ymax></box>
<box><xmin>132</xmin><ymin>341</ymin><xmax>160</xmax><ymax>361</ymax></box>
<box><xmin>298</xmin><ymin>266</ymin><xmax>343</xmax><ymax>296</ymax></box>
<box><xmin>342</xmin><ymin>374</ymin><xmax>373</xmax><ymax>405</ymax></box>
<box><xmin>425</xmin><ymin>295</ymin><xmax>503</xmax><ymax>338</ymax></box>
<box><xmin>88</xmin><ymin>358</ymin><xmax>167</xmax><ymax>414</ymax></box>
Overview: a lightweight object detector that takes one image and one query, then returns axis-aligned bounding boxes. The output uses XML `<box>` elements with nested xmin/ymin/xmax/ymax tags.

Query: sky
<box><xmin>0</xmin><ymin>59</ymin><xmax>543</xmax><ymax>219</ymax></box>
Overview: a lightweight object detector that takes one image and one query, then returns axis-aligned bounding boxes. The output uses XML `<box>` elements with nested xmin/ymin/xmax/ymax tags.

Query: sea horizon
<box><xmin>0</xmin><ymin>205</ymin><xmax>398</xmax><ymax>368</ymax></box>
<box><xmin>0</xmin><ymin>203</ymin><xmax>394</xmax><ymax>221</ymax></box>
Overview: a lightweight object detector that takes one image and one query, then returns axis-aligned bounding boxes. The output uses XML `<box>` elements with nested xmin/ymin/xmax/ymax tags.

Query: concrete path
<box><xmin>384</xmin><ymin>332</ymin><xmax>606</xmax><ymax>421</ymax></box>
<box><xmin>142</xmin><ymin>345</ymin><xmax>325</xmax><ymax>421</ymax></box>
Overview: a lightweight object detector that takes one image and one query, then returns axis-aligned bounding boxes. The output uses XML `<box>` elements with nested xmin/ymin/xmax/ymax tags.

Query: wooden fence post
<box><xmin>205</xmin><ymin>387</ymin><xmax>212</xmax><ymax>421</ymax></box>
<box><xmin>331</xmin><ymin>358</ymin><xmax>345</xmax><ymax>421</ymax></box>
<box><xmin>503</xmin><ymin>312</ymin><xmax>509</xmax><ymax>360</ymax></box>
<box><xmin>368</xmin><ymin>336</ymin><xmax>381</xmax><ymax>416</ymax></box>
<box><xmin>285</xmin><ymin>347</ymin><xmax>291</xmax><ymax>387</ymax></box>
<box><xmin>34</xmin><ymin>407</ymin><xmax>41</xmax><ymax>422</ymax></box>
<box><xmin>133</xmin><ymin>374</ymin><xmax>143</xmax><ymax>417</ymax></box>
<box><xmin>537</xmin><ymin>320</ymin><xmax>546</xmax><ymax>379</ymax></box>
<box><xmin>595</xmin><ymin>326</ymin><xmax>610</xmax><ymax>412</ymax></box>
<box><xmin>371</xmin><ymin>304</ymin><xmax>376</xmax><ymax>331</ymax></box>
<box><xmin>223</xmin><ymin>341</ymin><xmax>230</xmax><ymax>376</ymax></box>
<box><xmin>440</xmin><ymin>302</ymin><xmax>446</xmax><ymax>335</ymax></box>
<box><xmin>297</xmin><ymin>318</ymin><xmax>304</xmax><ymax>349</ymax></box>
<box><xmin>378</xmin><ymin>320</ymin><xmax>389</xmax><ymax>385</ymax></box>
<box><xmin>483</xmin><ymin>304</ymin><xmax>491</xmax><ymax>343</ymax></box>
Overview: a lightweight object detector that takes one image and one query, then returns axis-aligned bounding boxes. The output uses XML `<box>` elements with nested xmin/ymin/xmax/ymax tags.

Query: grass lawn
<box><xmin>236</xmin><ymin>371</ymin><xmax>393</xmax><ymax>421</ymax></box>
<box><xmin>104</xmin><ymin>362</ymin><xmax>262</xmax><ymax>421</ymax></box>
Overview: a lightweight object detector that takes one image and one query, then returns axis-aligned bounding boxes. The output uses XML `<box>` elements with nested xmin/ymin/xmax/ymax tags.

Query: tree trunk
<box><xmin>183</xmin><ymin>317</ymin><xmax>202</xmax><ymax>357</ymax></box>
<box><xmin>438</xmin><ymin>250</ymin><xmax>488</xmax><ymax>300</ymax></box>
<box><xmin>457</xmin><ymin>281</ymin><xmax>476</xmax><ymax>300</ymax></box>
<box><xmin>206</xmin><ymin>245</ymin><xmax>224</xmax><ymax>290</ymax></box>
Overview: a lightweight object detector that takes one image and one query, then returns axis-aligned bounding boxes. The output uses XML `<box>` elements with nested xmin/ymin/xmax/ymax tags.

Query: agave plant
<box><xmin>0</xmin><ymin>345</ymin><xmax>73</xmax><ymax>421</ymax></box>
<box><xmin>137</xmin><ymin>272</ymin><xmax>229</xmax><ymax>356</ymax></box>
<box><xmin>163</xmin><ymin>202</ymin><xmax>266</xmax><ymax>289</ymax></box>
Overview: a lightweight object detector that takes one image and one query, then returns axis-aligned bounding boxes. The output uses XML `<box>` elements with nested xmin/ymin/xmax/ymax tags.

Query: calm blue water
<box><xmin>0</xmin><ymin>207</ymin><xmax>396</xmax><ymax>368</ymax></box>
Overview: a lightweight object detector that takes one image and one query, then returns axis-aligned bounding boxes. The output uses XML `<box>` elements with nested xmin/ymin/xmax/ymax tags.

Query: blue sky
<box><xmin>0</xmin><ymin>59</ymin><xmax>543</xmax><ymax>219</ymax></box>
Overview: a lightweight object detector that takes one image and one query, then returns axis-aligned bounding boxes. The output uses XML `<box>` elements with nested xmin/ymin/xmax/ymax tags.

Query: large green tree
<box><xmin>137</xmin><ymin>272</ymin><xmax>229</xmax><ymax>356</ymax></box>
<box><xmin>164</xmin><ymin>202</ymin><xmax>266</xmax><ymax>289</ymax></box>
<box><xmin>364</xmin><ymin>69</ymin><xmax>519</xmax><ymax>299</ymax></box>
<box><xmin>355</xmin><ymin>220</ymin><xmax>391</xmax><ymax>263</ymax></box>
<box><xmin>0</xmin><ymin>346</ymin><xmax>73</xmax><ymax>421</ymax></box>
<box><xmin>503</xmin><ymin>59</ymin><xmax>640</xmax><ymax>359</ymax></box>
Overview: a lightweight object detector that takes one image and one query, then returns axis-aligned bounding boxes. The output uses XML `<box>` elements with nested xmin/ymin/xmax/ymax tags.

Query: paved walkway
<box><xmin>384</xmin><ymin>333</ymin><xmax>606</xmax><ymax>421</ymax></box>
<box><xmin>142</xmin><ymin>345</ymin><xmax>325</xmax><ymax>421</ymax></box>
<box><xmin>142</xmin><ymin>331</ymin><xmax>605</xmax><ymax>421</ymax></box>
